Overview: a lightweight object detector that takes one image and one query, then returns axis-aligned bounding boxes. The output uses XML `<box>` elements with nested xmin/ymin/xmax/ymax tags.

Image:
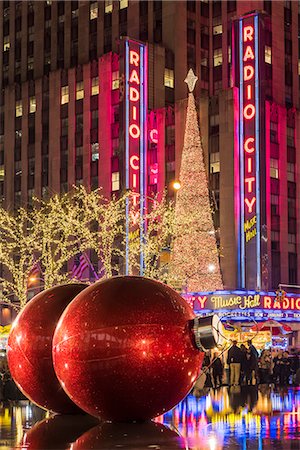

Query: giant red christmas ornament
<box><xmin>7</xmin><ymin>283</ymin><xmax>87</xmax><ymax>414</ymax></box>
<box><xmin>52</xmin><ymin>276</ymin><xmax>204</xmax><ymax>421</ymax></box>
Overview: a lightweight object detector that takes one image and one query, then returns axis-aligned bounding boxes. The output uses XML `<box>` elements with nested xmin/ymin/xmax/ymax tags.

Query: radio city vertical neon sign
<box><xmin>238</xmin><ymin>14</ymin><xmax>261</xmax><ymax>289</ymax></box>
<box><xmin>124</xmin><ymin>39</ymin><xmax>147</xmax><ymax>275</ymax></box>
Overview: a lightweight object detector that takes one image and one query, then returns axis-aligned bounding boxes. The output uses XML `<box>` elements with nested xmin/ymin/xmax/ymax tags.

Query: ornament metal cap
<box><xmin>191</xmin><ymin>314</ymin><xmax>224</xmax><ymax>351</ymax></box>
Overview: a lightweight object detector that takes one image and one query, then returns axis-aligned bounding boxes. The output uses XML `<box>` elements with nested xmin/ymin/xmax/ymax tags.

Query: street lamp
<box><xmin>208</xmin><ymin>264</ymin><xmax>216</xmax><ymax>273</ymax></box>
<box><xmin>171</xmin><ymin>180</ymin><xmax>181</xmax><ymax>191</ymax></box>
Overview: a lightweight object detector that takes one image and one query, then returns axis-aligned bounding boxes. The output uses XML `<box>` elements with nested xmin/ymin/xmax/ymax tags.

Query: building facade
<box><xmin>1</xmin><ymin>0</ymin><xmax>300</xmax><ymax>295</ymax></box>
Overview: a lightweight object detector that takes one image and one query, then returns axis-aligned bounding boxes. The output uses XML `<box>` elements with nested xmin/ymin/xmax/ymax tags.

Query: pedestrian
<box><xmin>290</xmin><ymin>348</ymin><xmax>300</xmax><ymax>385</ymax></box>
<box><xmin>211</xmin><ymin>352</ymin><xmax>223</xmax><ymax>388</ymax></box>
<box><xmin>228</xmin><ymin>340</ymin><xmax>243</xmax><ymax>386</ymax></box>
<box><xmin>259</xmin><ymin>350</ymin><xmax>272</xmax><ymax>384</ymax></box>
<box><xmin>273</xmin><ymin>350</ymin><xmax>284</xmax><ymax>384</ymax></box>
<box><xmin>244</xmin><ymin>349</ymin><xmax>257</xmax><ymax>385</ymax></box>
<box><xmin>282</xmin><ymin>351</ymin><xmax>291</xmax><ymax>385</ymax></box>
<box><xmin>240</xmin><ymin>344</ymin><xmax>248</xmax><ymax>385</ymax></box>
<box><xmin>247</xmin><ymin>339</ymin><xmax>258</xmax><ymax>381</ymax></box>
<box><xmin>203</xmin><ymin>351</ymin><xmax>213</xmax><ymax>388</ymax></box>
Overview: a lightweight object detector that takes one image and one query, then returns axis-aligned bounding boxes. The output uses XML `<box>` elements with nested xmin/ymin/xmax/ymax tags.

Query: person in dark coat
<box><xmin>273</xmin><ymin>351</ymin><xmax>284</xmax><ymax>384</ymax></box>
<box><xmin>240</xmin><ymin>344</ymin><xmax>248</xmax><ymax>385</ymax></box>
<box><xmin>211</xmin><ymin>352</ymin><xmax>223</xmax><ymax>388</ymax></box>
<box><xmin>281</xmin><ymin>351</ymin><xmax>291</xmax><ymax>385</ymax></box>
<box><xmin>244</xmin><ymin>349</ymin><xmax>257</xmax><ymax>385</ymax></box>
<box><xmin>247</xmin><ymin>340</ymin><xmax>259</xmax><ymax>381</ymax></box>
<box><xmin>228</xmin><ymin>341</ymin><xmax>243</xmax><ymax>386</ymax></box>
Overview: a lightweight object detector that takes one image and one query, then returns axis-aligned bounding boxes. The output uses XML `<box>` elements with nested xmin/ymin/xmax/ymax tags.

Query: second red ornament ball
<box><xmin>53</xmin><ymin>276</ymin><xmax>203</xmax><ymax>421</ymax></box>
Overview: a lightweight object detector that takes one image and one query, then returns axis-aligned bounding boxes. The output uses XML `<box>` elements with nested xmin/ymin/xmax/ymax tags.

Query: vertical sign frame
<box><xmin>121</xmin><ymin>38</ymin><xmax>148</xmax><ymax>275</ymax></box>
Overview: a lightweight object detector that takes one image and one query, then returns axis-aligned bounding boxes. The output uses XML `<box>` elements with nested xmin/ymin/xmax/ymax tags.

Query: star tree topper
<box><xmin>184</xmin><ymin>68</ymin><xmax>198</xmax><ymax>93</ymax></box>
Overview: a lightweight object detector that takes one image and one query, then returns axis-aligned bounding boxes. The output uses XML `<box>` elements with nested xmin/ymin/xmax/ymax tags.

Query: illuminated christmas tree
<box><xmin>169</xmin><ymin>69</ymin><xmax>223</xmax><ymax>292</ymax></box>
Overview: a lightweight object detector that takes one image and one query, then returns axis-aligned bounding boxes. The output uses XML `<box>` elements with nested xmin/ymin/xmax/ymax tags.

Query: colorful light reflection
<box><xmin>158</xmin><ymin>387</ymin><xmax>300</xmax><ymax>449</ymax></box>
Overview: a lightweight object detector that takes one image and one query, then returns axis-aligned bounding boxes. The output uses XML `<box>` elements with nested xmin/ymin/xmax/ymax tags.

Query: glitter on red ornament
<box><xmin>7</xmin><ymin>283</ymin><xmax>87</xmax><ymax>414</ymax></box>
<box><xmin>53</xmin><ymin>276</ymin><xmax>203</xmax><ymax>422</ymax></box>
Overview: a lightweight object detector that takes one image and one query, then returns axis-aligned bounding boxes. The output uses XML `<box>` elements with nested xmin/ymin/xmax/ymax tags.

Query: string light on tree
<box><xmin>169</xmin><ymin>69</ymin><xmax>223</xmax><ymax>293</ymax></box>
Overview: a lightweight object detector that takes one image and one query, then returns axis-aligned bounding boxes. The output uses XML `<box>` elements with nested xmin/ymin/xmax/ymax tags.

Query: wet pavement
<box><xmin>0</xmin><ymin>386</ymin><xmax>299</xmax><ymax>449</ymax></box>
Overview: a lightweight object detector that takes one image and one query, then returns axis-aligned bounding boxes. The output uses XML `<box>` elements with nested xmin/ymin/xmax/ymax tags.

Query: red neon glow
<box><xmin>132</xmin><ymin>173</ymin><xmax>137</xmax><ymax>188</ymax></box>
<box><xmin>245</xmin><ymin>177</ymin><xmax>255</xmax><ymax>193</ymax></box>
<box><xmin>245</xmin><ymin>197</ymin><xmax>256</xmax><ymax>213</ymax></box>
<box><xmin>130</xmin><ymin>87</ymin><xmax>140</xmax><ymax>102</ymax></box>
<box><xmin>247</xmin><ymin>157</ymin><xmax>252</xmax><ymax>173</ymax></box>
<box><xmin>244</xmin><ymin>65</ymin><xmax>254</xmax><ymax>81</ymax></box>
<box><xmin>130</xmin><ymin>155</ymin><xmax>140</xmax><ymax>170</ymax></box>
<box><xmin>244</xmin><ymin>137</ymin><xmax>255</xmax><ymax>153</ymax></box>
<box><xmin>133</xmin><ymin>106</ymin><xmax>137</xmax><ymax>120</ymax></box>
<box><xmin>149</xmin><ymin>129</ymin><xmax>158</xmax><ymax>144</ymax></box>
<box><xmin>243</xmin><ymin>104</ymin><xmax>255</xmax><ymax>120</ymax></box>
<box><xmin>246</xmin><ymin>85</ymin><xmax>252</xmax><ymax>100</ymax></box>
<box><xmin>129</xmin><ymin>69</ymin><xmax>140</xmax><ymax>84</ymax></box>
<box><xmin>129</xmin><ymin>124</ymin><xmax>140</xmax><ymax>139</ymax></box>
<box><xmin>263</xmin><ymin>296</ymin><xmax>300</xmax><ymax>311</ymax></box>
<box><xmin>131</xmin><ymin>192</ymin><xmax>139</xmax><ymax>206</ymax></box>
<box><xmin>243</xmin><ymin>45</ymin><xmax>255</xmax><ymax>61</ymax></box>
<box><xmin>243</xmin><ymin>25</ymin><xmax>254</xmax><ymax>42</ymax></box>
<box><xmin>130</xmin><ymin>50</ymin><xmax>139</xmax><ymax>66</ymax></box>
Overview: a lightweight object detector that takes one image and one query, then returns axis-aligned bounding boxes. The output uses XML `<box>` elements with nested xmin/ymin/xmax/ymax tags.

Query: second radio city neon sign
<box><xmin>242</xmin><ymin>23</ymin><xmax>256</xmax><ymax>216</ymax></box>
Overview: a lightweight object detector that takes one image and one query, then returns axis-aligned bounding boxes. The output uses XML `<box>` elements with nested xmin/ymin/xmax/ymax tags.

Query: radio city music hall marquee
<box><xmin>183</xmin><ymin>292</ymin><xmax>300</xmax><ymax>321</ymax></box>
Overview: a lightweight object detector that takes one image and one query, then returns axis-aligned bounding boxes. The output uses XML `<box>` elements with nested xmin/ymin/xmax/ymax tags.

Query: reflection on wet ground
<box><xmin>0</xmin><ymin>386</ymin><xmax>299</xmax><ymax>449</ymax></box>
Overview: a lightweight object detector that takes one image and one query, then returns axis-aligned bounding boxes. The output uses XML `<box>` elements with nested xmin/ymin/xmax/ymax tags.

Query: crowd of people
<box><xmin>200</xmin><ymin>341</ymin><xmax>300</xmax><ymax>389</ymax></box>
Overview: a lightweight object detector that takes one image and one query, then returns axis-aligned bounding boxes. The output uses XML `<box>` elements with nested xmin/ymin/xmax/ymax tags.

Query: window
<box><xmin>210</xmin><ymin>114</ymin><xmax>219</xmax><ymax>127</ymax></box>
<box><xmin>287</xmin><ymin>162</ymin><xmax>295</xmax><ymax>181</ymax></box>
<box><xmin>270</xmin><ymin>121</ymin><xmax>278</xmax><ymax>142</ymax></box>
<box><xmin>213</xmin><ymin>24</ymin><xmax>222</xmax><ymax>35</ymax></box>
<box><xmin>210</xmin><ymin>152</ymin><xmax>220</xmax><ymax>173</ymax></box>
<box><xmin>61</xmin><ymin>117</ymin><xmax>68</xmax><ymax>136</ymax></box>
<box><xmin>164</xmin><ymin>69</ymin><xmax>174</xmax><ymax>88</ymax></box>
<box><xmin>91</xmin><ymin>142</ymin><xmax>99</xmax><ymax>161</ymax></box>
<box><xmin>213</xmin><ymin>48</ymin><xmax>222</xmax><ymax>66</ymax></box>
<box><xmin>105</xmin><ymin>0</ymin><xmax>113</xmax><ymax>13</ymax></box>
<box><xmin>91</xmin><ymin>110</ymin><xmax>98</xmax><ymax>129</ymax></box>
<box><xmin>288</xmin><ymin>233</ymin><xmax>296</xmax><ymax>252</ymax></box>
<box><xmin>90</xmin><ymin>2</ymin><xmax>98</xmax><ymax>19</ymax></box>
<box><xmin>61</xmin><ymin>86</ymin><xmax>69</xmax><ymax>104</ymax></box>
<box><xmin>271</xmin><ymin>194</ymin><xmax>279</xmax><ymax>215</ymax></box>
<box><xmin>228</xmin><ymin>46</ymin><xmax>231</xmax><ymax>64</ymax></box>
<box><xmin>270</xmin><ymin>158</ymin><xmax>279</xmax><ymax>178</ymax></box>
<box><xmin>288</xmin><ymin>197</ymin><xmax>296</xmax><ymax>218</ymax></box>
<box><xmin>91</xmin><ymin>77</ymin><xmax>99</xmax><ymax>95</ymax></box>
<box><xmin>15</xmin><ymin>101</ymin><xmax>22</xmax><ymax>117</ymax></box>
<box><xmin>3</xmin><ymin>36</ymin><xmax>10</xmax><ymax>51</ymax></box>
<box><xmin>120</xmin><ymin>0</ymin><xmax>128</xmax><ymax>9</ymax></box>
<box><xmin>72</xmin><ymin>8</ymin><xmax>78</xmax><ymax>18</ymax></box>
<box><xmin>0</xmin><ymin>166</ymin><xmax>4</xmax><ymax>182</ymax></box>
<box><xmin>265</xmin><ymin>46</ymin><xmax>272</xmax><ymax>64</ymax></box>
<box><xmin>76</xmin><ymin>81</ymin><xmax>84</xmax><ymax>100</ymax></box>
<box><xmin>112</xmin><ymin>172</ymin><xmax>120</xmax><ymax>191</ymax></box>
<box><xmin>287</xmin><ymin>126</ymin><xmax>295</xmax><ymax>147</ymax></box>
<box><xmin>29</xmin><ymin>96</ymin><xmax>36</xmax><ymax>113</ymax></box>
<box><xmin>112</xmin><ymin>71</ymin><xmax>119</xmax><ymax>90</ymax></box>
